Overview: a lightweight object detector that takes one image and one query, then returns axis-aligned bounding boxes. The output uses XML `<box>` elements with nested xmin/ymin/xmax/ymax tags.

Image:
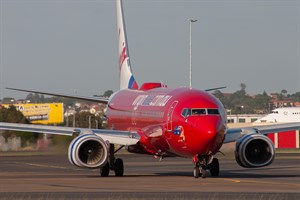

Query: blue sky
<box><xmin>1</xmin><ymin>0</ymin><xmax>299</xmax><ymax>99</ymax></box>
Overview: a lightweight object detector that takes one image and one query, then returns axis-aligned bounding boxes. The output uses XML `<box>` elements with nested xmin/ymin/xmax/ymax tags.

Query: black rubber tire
<box><xmin>194</xmin><ymin>166</ymin><xmax>200</xmax><ymax>178</ymax></box>
<box><xmin>100</xmin><ymin>162</ymin><xmax>110</xmax><ymax>177</ymax></box>
<box><xmin>209</xmin><ymin>158</ymin><xmax>220</xmax><ymax>177</ymax></box>
<box><xmin>114</xmin><ymin>158</ymin><xmax>124</xmax><ymax>177</ymax></box>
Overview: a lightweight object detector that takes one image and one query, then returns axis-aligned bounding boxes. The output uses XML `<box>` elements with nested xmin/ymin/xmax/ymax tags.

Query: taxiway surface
<box><xmin>0</xmin><ymin>152</ymin><xmax>299</xmax><ymax>199</ymax></box>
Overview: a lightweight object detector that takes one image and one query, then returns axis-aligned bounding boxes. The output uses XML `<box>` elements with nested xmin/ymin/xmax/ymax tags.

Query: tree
<box><xmin>254</xmin><ymin>91</ymin><xmax>271</xmax><ymax>112</ymax></box>
<box><xmin>0</xmin><ymin>106</ymin><xmax>37</xmax><ymax>146</ymax></box>
<box><xmin>1</xmin><ymin>97</ymin><xmax>15</xmax><ymax>104</ymax></box>
<box><xmin>240</xmin><ymin>83</ymin><xmax>246</xmax><ymax>92</ymax></box>
<box><xmin>212</xmin><ymin>90</ymin><xmax>224</xmax><ymax>99</ymax></box>
<box><xmin>290</xmin><ymin>92</ymin><xmax>300</xmax><ymax>102</ymax></box>
<box><xmin>281</xmin><ymin>89</ymin><xmax>287</xmax><ymax>96</ymax></box>
<box><xmin>103</xmin><ymin>90</ymin><xmax>114</xmax><ymax>98</ymax></box>
<box><xmin>0</xmin><ymin>106</ymin><xmax>27</xmax><ymax>123</ymax></box>
<box><xmin>26</xmin><ymin>93</ymin><xmax>34</xmax><ymax>102</ymax></box>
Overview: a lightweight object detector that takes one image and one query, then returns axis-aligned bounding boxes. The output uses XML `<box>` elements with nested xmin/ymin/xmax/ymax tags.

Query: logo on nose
<box><xmin>174</xmin><ymin>126</ymin><xmax>185</xmax><ymax>142</ymax></box>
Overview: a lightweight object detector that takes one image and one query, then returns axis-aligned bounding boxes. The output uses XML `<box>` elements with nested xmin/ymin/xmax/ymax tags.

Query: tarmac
<box><xmin>0</xmin><ymin>152</ymin><xmax>299</xmax><ymax>199</ymax></box>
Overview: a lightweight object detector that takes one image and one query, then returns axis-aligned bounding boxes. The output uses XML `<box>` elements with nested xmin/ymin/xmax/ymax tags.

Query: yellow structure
<box><xmin>2</xmin><ymin>103</ymin><xmax>64</xmax><ymax>124</ymax></box>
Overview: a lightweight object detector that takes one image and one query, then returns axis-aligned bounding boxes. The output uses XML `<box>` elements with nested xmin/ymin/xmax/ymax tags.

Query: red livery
<box><xmin>1</xmin><ymin>0</ymin><xmax>299</xmax><ymax>179</ymax></box>
<box><xmin>108</xmin><ymin>87</ymin><xmax>226</xmax><ymax>158</ymax></box>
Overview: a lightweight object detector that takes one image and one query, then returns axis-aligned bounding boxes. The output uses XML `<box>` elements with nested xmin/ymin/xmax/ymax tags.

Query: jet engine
<box><xmin>235</xmin><ymin>134</ymin><xmax>275</xmax><ymax>168</ymax></box>
<box><xmin>68</xmin><ymin>134</ymin><xmax>109</xmax><ymax>169</ymax></box>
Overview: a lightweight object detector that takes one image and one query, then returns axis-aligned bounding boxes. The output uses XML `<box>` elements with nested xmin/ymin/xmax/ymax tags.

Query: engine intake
<box><xmin>235</xmin><ymin>134</ymin><xmax>275</xmax><ymax>168</ymax></box>
<box><xmin>68</xmin><ymin>134</ymin><xmax>109</xmax><ymax>169</ymax></box>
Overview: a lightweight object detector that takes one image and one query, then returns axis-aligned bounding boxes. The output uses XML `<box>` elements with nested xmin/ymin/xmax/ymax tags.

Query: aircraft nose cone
<box><xmin>189</xmin><ymin>116</ymin><xmax>223</xmax><ymax>154</ymax></box>
<box><xmin>196</xmin><ymin>117</ymin><xmax>221</xmax><ymax>137</ymax></box>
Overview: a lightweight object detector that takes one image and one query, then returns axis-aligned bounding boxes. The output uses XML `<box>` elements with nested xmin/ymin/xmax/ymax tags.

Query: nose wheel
<box><xmin>194</xmin><ymin>163</ymin><xmax>206</xmax><ymax>178</ymax></box>
<box><xmin>193</xmin><ymin>165</ymin><xmax>207</xmax><ymax>178</ymax></box>
<box><xmin>194</xmin><ymin>165</ymin><xmax>200</xmax><ymax>178</ymax></box>
<box><xmin>193</xmin><ymin>155</ymin><xmax>219</xmax><ymax>178</ymax></box>
<box><xmin>208</xmin><ymin>158</ymin><xmax>219</xmax><ymax>177</ymax></box>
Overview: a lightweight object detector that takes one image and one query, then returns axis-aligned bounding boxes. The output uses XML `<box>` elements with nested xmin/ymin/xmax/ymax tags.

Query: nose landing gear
<box><xmin>193</xmin><ymin>155</ymin><xmax>219</xmax><ymax>178</ymax></box>
<box><xmin>193</xmin><ymin>162</ymin><xmax>206</xmax><ymax>178</ymax></box>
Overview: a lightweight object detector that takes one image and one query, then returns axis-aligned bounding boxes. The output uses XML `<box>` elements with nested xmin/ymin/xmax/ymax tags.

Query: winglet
<box><xmin>116</xmin><ymin>0</ymin><xmax>138</xmax><ymax>90</ymax></box>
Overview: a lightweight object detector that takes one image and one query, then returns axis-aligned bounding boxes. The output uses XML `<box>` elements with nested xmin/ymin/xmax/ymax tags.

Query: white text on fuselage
<box><xmin>132</xmin><ymin>95</ymin><xmax>172</xmax><ymax>107</ymax></box>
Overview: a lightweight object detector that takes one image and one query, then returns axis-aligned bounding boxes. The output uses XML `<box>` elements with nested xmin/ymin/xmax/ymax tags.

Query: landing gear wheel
<box><xmin>100</xmin><ymin>162</ymin><xmax>110</xmax><ymax>177</ymax></box>
<box><xmin>209</xmin><ymin>158</ymin><xmax>219</xmax><ymax>177</ymax></box>
<box><xmin>200</xmin><ymin>168</ymin><xmax>206</xmax><ymax>178</ymax></box>
<box><xmin>194</xmin><ymin>166</ymin><xmax>200</xmax><ymax>178</ymax></box>
<box><xmin>114</xmin><ymin>158</ymin><xmax>124</xmax><ymax>177</ymax></box>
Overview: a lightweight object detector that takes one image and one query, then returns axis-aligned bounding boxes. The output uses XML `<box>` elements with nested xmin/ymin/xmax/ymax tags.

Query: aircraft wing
<box><xmin>6</xmin><ymin>87</ymin><xmax>108</xmax><ymax>104</ymax></box>
<box><xmin>0</xmin><ymin>122</ymin><xmax>140</xmax><ymax>146</ymax></box>
<box><xmin>224</xmin><ymin>122</ymin><xmax>300</xmax><ymax>143</ymax></box>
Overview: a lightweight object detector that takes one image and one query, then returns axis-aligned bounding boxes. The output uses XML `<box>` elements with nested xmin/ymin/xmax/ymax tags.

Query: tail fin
<box><xmin>116</xmin><ymin>0</ymin><xmax>138</xmax><ymax>90</ymax></box>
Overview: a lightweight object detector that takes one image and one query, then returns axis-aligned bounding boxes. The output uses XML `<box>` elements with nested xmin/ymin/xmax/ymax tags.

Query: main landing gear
<box><xmin>100</xmin><ymin>144</ymin><xmax>124</xmax><ymax>177</ymax></box>
<box><xmin>193</xmin><ymin>155</ymin><xmax>219</xmax><ymax>178</ymax></box>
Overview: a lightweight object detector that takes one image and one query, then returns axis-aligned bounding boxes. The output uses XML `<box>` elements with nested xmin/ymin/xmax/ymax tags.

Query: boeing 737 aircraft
<box><xmin>255</xmin><ymin>107</ymin><xmax>300</xmax><ymax>123</ymax></box>
<box><xmin>1</xmin><ymin>0</ymin><xmax>299</xmax><ymax>178</ymax></box>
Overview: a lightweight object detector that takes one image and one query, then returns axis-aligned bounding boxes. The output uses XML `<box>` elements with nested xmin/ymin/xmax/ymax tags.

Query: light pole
<box><xmin>189</xmin><ymin>19</ymin><xmax>197</xmax><ymax>88</ymax></box>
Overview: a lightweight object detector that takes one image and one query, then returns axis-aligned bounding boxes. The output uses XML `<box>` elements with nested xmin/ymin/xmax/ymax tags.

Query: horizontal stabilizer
<box><xmin>205</xmin><ymin>86</ymin><xmax>227</xmax><ymax>92</ymax></box>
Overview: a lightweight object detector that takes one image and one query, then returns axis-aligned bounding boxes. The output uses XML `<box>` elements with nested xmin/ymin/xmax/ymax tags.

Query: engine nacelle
<box><xmin>68</xmin><ymin>134</ymin><xmax>109</xmax><ymax>169</ymax></box>
<box><xmin>235</xmin><ymin>134</ymin><xmax>275</xmax><ymax>168</ymax></box>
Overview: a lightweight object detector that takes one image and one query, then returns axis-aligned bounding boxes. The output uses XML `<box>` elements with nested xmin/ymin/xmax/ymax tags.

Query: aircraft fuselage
<box><xmin>107</xmin><ymin>85</ymin><xmax>227</xmax><ymax>158</ymax></box>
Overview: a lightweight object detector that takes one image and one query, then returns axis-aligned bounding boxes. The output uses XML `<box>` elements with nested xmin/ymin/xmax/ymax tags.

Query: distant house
<box><xmin>271</xmin><ymin>100</ymin><xmax>293</xmax><ymax>108</ymax></box>
<box><xmin>270</xmin><ymin>93</ymin><xmax>279</xmax><ymax>100</ymax></box>
<box><xmin>294</xmin><ymin>102</ymin><xmax>300</xmax><ymax>107</ymax></box>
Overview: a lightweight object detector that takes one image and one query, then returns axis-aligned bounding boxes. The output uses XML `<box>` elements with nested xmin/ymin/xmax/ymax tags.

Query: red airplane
<box><xmin>1</xmin><ymin>0</ymin><xmax>299</xmax><ymax>178</ymax></box>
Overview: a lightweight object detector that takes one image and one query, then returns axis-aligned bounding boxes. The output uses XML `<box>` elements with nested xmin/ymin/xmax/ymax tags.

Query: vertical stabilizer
<box><xmin>117</xmin><ymin>0</ymin><xmax>138</xmax><ymax>90</ymax></box>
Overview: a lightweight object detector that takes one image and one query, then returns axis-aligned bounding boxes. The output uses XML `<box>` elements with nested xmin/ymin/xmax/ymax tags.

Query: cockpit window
<box><xmin>181</xmin><ymin>108</ymin><xmax>191</xmax><ymax>118</ymax></box>
<box><xmin>181</xmin><ymin>109</ymin><xmax>188</xmax><ymax>117</ymax></box>
<box><xmin>192</xmin><ymin>109</ymin><xmax>206</xmax><ymax>115</ymax></box>
<box><xmin>207</xmin><ymin>109</ymin><xmax>219</xmax><ymax>115</ymax></box>
<box><xmin>181</xmin><ymin>108</ymin><xmax>219</xmax><ymax>118</ymax></box>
